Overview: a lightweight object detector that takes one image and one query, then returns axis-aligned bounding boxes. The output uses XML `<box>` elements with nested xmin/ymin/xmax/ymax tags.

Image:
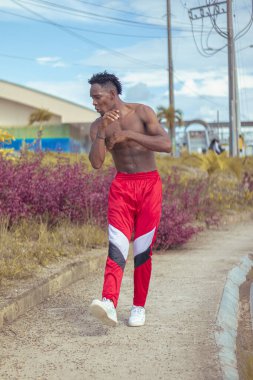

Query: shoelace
<box><xmin>102</xmin><ymin>297</ymin><xmax>114</xmax><ymax>307</ymax></box>
<box><xmin>132</xmin><ymin>306</ymin><xmax>144</xmax><ymax>314</ymax></box>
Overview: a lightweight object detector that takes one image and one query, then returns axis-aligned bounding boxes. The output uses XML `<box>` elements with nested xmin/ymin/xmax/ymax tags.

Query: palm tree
<box><xmin>29</xmin><ymin>108</ymin><xmax>53</xmax><ymax>128</ymax></box>
<box><xmin>157</xmin><ymin>105</ymin><xmax>184</xmax><ymax>155</ymax></box>
<box><xmin>0</xmin><ymin>129</ymin><xmax>15</xmax><ymax>144</ymax></box>
<box><xmin>28</xmin><ymin>108</ymin><xmax>53</xmax><ymax>151</ymax></box>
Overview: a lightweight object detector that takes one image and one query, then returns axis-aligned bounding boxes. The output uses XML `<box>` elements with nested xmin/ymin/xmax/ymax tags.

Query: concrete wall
<box><xmin>0</xmin><ymin>97</ymin><xmax>61</xmax><ymax>126</ymax></box>
<box><xmin>0</xmin><ymin>80</ymin><xmax>97</xmax><ymax>126</ymax></box>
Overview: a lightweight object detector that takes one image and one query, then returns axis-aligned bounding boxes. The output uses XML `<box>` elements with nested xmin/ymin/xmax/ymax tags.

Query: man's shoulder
<box><xmin>90</xmin><ymin>117</ymin><xmax>102</xmax><ymax>129</ymax></box>
<box><xmin>127</xmin><ymin>102</ymin><xmax>154</xmax><ymax>115</ymax></box>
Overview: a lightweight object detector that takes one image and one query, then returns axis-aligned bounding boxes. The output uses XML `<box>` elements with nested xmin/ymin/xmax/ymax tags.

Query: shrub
<box><xmin>1</xmin><ymin>153</ymin><xmax>251</xmax><ymax>252</ymax></box>
<box><xmin>154</xmin><ymin>172</ymin><xmax>214</xmax><ymax>249</ymax></box>
<box><xmin>0</xmin><ymin>154</ymin><xmax>115</xmax><ymax>226</ymax></box>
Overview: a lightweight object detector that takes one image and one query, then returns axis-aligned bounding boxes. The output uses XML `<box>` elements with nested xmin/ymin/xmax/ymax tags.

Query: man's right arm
<box><xmin>89</xmin><ymin>110</ymin><xmax>120</xmax><ymax>169</ymax></box>
<box><xmin>88</xmin><ymin>120</ymin><xmax>106</xmax><ymax>169</ymax></box>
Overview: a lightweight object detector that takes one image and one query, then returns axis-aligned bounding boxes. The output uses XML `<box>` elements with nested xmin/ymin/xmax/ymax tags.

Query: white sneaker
<box><xmin>128</xmin><ymin>305</ymin><xmax>145</xmax><ymax>327</ymax></box>
<box><xmin>89</xmin><ymin>298</ymin><xmax>118</xmax><ymax>327</ymax></box>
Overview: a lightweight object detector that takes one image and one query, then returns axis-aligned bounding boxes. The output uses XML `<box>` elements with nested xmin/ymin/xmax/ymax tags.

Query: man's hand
<box><xmin>102</xmin><ymin>110</ymin><xmax>120</xmax><ymax>128</ymax></box>
<box><xmin>107</xmin><ymin>130</ymin><xmax>129</xmax><ymax>150</ymax></box>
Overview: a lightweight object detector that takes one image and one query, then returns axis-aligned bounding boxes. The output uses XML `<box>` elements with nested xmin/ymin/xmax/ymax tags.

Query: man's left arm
<box><xmin>108</xmin><ymin>105</ymin><xmax>171</xmax><ymax>153</ymax></box>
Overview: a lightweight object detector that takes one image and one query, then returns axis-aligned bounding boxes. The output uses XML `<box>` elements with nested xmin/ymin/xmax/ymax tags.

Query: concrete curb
<box><xmin>215</xmin><ymin>255</ymin><xmax>253</xmax><ymax>380</ymax></box>
<box><xmin>0</xmin><ymin>251</ymin><xmax>105</xmax><ymax>331</ymax></box>
<box><xmin>250</xmin><ymin>283</ymin><xmax>253</xmax><ymax>332</ymax></box>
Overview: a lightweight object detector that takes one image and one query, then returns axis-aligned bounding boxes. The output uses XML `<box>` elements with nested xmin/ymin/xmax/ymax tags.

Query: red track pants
<box><xmin>102</xmin><ymin>170</ymin><xmax>162</xmax><ymax>308</ymax></box>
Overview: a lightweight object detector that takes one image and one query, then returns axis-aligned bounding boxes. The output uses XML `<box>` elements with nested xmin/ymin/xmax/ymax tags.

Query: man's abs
<box><xmin>111</xmin><ymin>145</ymin><xmax>156</xmax><ymax>173</ymax></box>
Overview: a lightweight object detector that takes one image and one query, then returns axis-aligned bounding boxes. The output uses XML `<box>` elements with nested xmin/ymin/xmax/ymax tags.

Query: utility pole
<box><xmin>166</xmin><ymin>0</ymin><xmax>175</xmax><ymax>155</ymax></box>
<box><xmin>188</xmin><ymin>0</ymin><xmax>239</xmax><ymax>157</ymax></box>
<box><xmin>227</xmin><ymin>0</ymin><xmax>238</xmax><ymax>156</ymax></box>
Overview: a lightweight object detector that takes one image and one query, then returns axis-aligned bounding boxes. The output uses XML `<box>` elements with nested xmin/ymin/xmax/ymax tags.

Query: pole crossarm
<box><xmin>188</xmin><ymin>1</ymin><xmax>227</xmax><ymax>20</ymax></box>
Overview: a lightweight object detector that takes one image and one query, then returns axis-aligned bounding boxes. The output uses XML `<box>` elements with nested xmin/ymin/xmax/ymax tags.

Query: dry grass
<box><xmin>0</xmin><ymin>219</ymin><xmax>107</xmax><ymax>284</ymax></box>
<box><xmin>39</xmin><ymin>151</ymin><xmax>113</xmax><ymax>170</ymax></box>
<box><xmin>156</xmin><ymin>151</ymin><xmax>253</xmax><ymax>179</ymax></box>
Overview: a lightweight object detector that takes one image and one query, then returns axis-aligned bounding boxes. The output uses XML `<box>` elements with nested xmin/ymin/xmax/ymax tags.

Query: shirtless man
<box><xmin>88</xmin><ymin>71</ymin><xmax>171</xmax><ymax>327</ymax></box>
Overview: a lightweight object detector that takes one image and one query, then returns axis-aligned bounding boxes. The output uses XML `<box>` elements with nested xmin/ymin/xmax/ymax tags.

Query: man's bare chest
<box><xmin>105</xmin><ymin>112</ymin><xmax>145</xmax><ymax>139</ymax></box>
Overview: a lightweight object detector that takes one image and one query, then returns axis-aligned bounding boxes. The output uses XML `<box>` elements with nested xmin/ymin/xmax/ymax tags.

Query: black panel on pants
<box><xmin>134</xmin><ymin>246</ymin><xmax>151</xmax><ymax>268</ymax></box>
<box><xmin>108</xmin><ymin>242</ymin><xmax>126</xmax><ymax>270</ymax></box>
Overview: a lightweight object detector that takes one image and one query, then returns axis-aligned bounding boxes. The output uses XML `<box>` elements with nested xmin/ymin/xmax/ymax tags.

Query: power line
<box><xmin>74</xmin><ymin>0</ymin><xmax>164</xmax><ymax>21</ymax></box>
<box><xmin>0</xmin><ymin>52</ymin><xmax>36</xmax><ymax>62</ymax></box>
<box><xmin>0</xmin><ymin>6</ymin><xmax>218</xmax><ymax>39</ymax></box>
<box><xmin>13</xmin><ymin>0</ymin><xmax>218</xmax><ymax>33</ymax></box>
<box><xmin>17</xmin><ymin>0</ymin><xmax>166</xmax><ymax>29</ymax></box>
<box><xmin>0</xmin><ymin>9</ymin><xmax>166</xmax><ymax>39</ymax></box>
<box><xmin>188</xmin><ymin>0</ymin><xmax>253</xmax><ymax>57</ymax></box>
<box><xmin>10</xmin><ymin>0</ymin><xmax>168</xmax><ymax>68</ymax></box>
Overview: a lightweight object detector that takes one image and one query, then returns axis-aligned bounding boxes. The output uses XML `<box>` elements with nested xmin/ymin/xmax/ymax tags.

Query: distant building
<box><xmin>0</xmin><ymin>80</ymin><xmax>98</xmax><ymax>152</ymax></box>
<box><xmin>175</xmin><ymin>120</ymin><xmax>253</xmax><ymax>156</ymax></box>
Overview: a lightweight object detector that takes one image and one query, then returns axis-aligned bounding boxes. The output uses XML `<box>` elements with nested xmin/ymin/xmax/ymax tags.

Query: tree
<box><xmin>0</xmin><ymin>129</ymin><xmax>15</xmax><ymax>144</ymax></box>
<box><xmin>28</xmin><ymin>108</ymin><xmax>53</xmax><ymax>151</ymax></box>
<box><xmin>157</xmin><ymin>105</ymin><xmax>184</xmax><ymax>155</ymax></box>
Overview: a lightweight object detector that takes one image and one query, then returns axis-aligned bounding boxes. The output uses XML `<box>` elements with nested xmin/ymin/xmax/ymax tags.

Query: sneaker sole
<box><xmin>128</xmin><ymin>320</ymin><xmax>145</xmax><ymax>327</ymax></box>
<box><xmin>89</xmin><ymin>303</ymin><xmax>117</xmax><ymax>327</ymax></box>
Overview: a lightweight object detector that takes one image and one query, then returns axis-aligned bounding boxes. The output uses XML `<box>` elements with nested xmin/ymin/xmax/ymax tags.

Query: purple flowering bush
<box><xmin>0</xmin><ymin>154</ymin><xmax>219</xmax><ymax>250</ymax></box>
<box><xmin>154</xmin><ymin>173</ymin><xmax>216</xmax><ymax>249</ymax></box>
<box><xmin>0</xmin><ymin>155</ymin><xmax>114</xmax><ymax>227</ymax></box>
<box><xmin>242</xmin><ymin>172</ymin><xmax>253</xmax><ymax>193</ymax></box>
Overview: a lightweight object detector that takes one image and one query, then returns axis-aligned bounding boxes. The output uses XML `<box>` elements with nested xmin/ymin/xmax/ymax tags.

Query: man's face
<box><xmin>90</xmin><ymin>84</ymin><xmax>115</xmax><ymax>116</ymax></box>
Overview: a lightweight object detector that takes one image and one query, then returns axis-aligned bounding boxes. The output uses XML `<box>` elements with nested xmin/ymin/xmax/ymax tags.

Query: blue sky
<box><xmin>0</xmin><ymin>0</ymin><xmax>253</xmax><ymax>122</ymax></box>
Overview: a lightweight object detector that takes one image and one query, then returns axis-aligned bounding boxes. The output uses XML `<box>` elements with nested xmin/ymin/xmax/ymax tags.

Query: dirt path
<box><xmin>0</xmin><ymin>221</ymin><xmax>253</xmax><ymax>380</ymax></box>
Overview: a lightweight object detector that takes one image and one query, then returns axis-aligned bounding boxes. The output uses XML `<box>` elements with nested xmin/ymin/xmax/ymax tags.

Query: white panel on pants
<box><xmin>133</xmin><ymin>227</ymin><xmax>156</xmax><ymax>257</ymax></box>
<box><xmin>108</xmin><ymin>224</ymin><xmax>130</xmax><ymax>261</ymax></box>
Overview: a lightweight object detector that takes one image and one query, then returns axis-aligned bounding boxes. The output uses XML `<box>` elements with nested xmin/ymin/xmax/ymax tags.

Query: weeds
<box><xmin>0</xmin><ymin>219</ymin><xmax>107</xmax><ymax>284</ymax></box>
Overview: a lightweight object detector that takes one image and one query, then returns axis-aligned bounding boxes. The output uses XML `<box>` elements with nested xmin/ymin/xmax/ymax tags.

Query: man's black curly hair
<box><xmin>88</xmin><ymin>71</ymin><xmax>122</xmax><ymax>95</ymax></box>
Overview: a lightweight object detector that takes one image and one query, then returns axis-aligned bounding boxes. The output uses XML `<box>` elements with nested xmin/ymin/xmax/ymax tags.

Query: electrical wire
<box><xmin>74</xmin><ymin>0</ymin><xmax>164</xmax><ymax>21</ymax></box>
<box><xmin>189</xmin><ymin>14</ymin><xmax>227</xmax><ymax>57</ymax></box>
<box><xmin>0</xmin><ymin>52</ymin><xmax>36</xmax><ymax>62</ymax></box>
<box><xmin>10</xmin><ymin>0</ymin><xmax>169</xmax><ymax>69</ymax></box>
<box><xmin>180</xmin><ymin>0</ymin><xmax>188</xmax><ymax>10</ymax></box>
<box><xmin>0</xmin><ymin>9</ymin><xmax>167</xmax><ymax>39</ymax></box>
<box><xmin>188</xmin><ymin>0</ymin><xmax>253</xmax><ymax>58</ymax></box>
<box><xmin>17</xmin><ymin>0</ymin><xmax>166</xmax><ymax>29</ymax></box>
<box><xmin>14</xmin><ymin>0</ymin><xmax>216</xmax><ymax>33</ymax></box>
<box><xmin>0</xmin><ymin>6</ymin><xmax>216</xmax><ymax>37</ymax></box>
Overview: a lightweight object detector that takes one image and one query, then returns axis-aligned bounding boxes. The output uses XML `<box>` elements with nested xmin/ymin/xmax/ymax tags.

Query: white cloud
<box><xmin>198</xmin><ymin>106</ymin><xmax>218</xmax><ymax>121</ymax></box>
<box><xmin>83</xmin><ymin>38</ymin><xmax>167</xmax><ymax>70</ymax></box>
<box><xmin>122</xmin><ymin>70</ymin><xmax>167</xmax><ymax>88</ymax></box>
<box><xmin>238</xmin><ymin>73</ymin><xmax>253</xmax><ymax>90</ymax></box>
<box><xmin>37</xmin><ymin>56</ymin><xmax>60</xmax><ymax>64</ymax></box>
<box><xmin>175</xmin><ymin>74</ymin><xmax>228</xmax><ymax>98</ymax></box>
<box><xmin>36</xmin><ymin>56</ymin><xmax>67</xmax><ymax>68</ymax></box>
<box><xmin>124</xmin><ymin>82</ymin><xmax>151</xmax><ymax>101</ymax></box>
